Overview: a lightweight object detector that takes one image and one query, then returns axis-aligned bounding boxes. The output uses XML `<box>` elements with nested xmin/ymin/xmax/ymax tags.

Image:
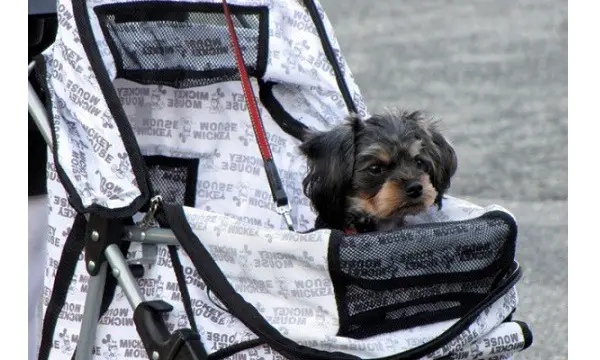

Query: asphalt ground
<box><xmin>320</xmin><ymin>0</ymin><xmax>568</xmax><ymax>359</ymax></box>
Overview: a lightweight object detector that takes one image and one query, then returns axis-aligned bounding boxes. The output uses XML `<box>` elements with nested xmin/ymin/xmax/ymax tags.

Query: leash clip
<box><xmin>276</xmin><ymin>204</ymin><xmax>294</xmax><ymax>231</ymax></box>
<box><xmin>138</xmin><ymin>195</ymin><xmax>163</xmax><ymax>230</ymax></box>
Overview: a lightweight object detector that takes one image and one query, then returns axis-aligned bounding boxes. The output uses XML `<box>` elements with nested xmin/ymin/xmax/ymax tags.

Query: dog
<box><xmin>299</xmin><ymin>110</ymin><xmax>457</xmax><ymax>233</ymax></box>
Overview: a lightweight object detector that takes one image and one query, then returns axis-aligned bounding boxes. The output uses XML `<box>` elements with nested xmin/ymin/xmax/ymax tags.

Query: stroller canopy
<box><xmin>42</xmin><ymin>0</ymin><xmax>366</xmax><ymax>224</ymax></box>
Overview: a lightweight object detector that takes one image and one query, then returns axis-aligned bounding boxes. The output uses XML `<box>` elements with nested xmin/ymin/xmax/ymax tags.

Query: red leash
<box><xmin>221</xmin><ymin>0</ymin><xmax>294</xmax><ymax>231</ymax></box>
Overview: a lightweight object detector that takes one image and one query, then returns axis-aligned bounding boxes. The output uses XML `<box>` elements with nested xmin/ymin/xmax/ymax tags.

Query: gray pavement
<box><xmin>320</xmin><ymin>0</ymin><xmax>568</xmax><ymax>359</ymax></box>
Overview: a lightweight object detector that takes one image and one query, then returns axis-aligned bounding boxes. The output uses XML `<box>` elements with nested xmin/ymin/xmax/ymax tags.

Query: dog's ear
<box><xmin>427</xmin><ymin>124</ymin><xmax>458</xmax><ymax>207</ymax></box>
<box><xmin>299</xmin><ymin>115</ymin><xmax>362</xmax><ymax>228</ymax></box>
<box><xmin>405</xmin><ymin>111</ymin><xmax>457</xmax><ymax>208</ymax></box>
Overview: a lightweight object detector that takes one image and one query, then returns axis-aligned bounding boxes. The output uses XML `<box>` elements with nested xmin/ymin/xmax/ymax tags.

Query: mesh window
<box><xmin>94</xmin><ymin>2</ymin><xmax>268</xmax><ymax>88</ymax></box>
<box><xmin>329</xmin><ymin>211</ymin><xmax>517</xmax><ymax>338</ymax></box>
<box><xmin>144</xmin><ymin>156</ymin><xmax>199</xmax><ymax>207</ymax></box>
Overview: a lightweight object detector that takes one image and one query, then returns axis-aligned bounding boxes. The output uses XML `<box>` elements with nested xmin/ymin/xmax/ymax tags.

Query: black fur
<box><xmin>298</xmin><ymin>116</ymin><xmax>360</xmax><ymax>230</ymax></box>
<box><xmin>299</xmin><ymin>110</ymin><xmax>457</xmax><ymax>232</ymax></box>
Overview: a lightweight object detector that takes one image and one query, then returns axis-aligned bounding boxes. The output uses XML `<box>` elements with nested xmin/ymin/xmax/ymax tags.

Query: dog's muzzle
<box><xmin>405</xmin><ymin>180</ymin><xmax>423</xmax><ymax>198</ymax></box>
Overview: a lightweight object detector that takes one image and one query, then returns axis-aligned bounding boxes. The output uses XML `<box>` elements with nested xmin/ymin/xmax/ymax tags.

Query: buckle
<box><xmin>276</xmin><ymin>204</ymin><xmax>294</xmax><ymax>231</ymax></box>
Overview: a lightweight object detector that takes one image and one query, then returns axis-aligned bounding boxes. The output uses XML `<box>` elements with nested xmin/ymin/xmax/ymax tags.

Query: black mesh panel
<box><xmin>94</xmin><ymin>2</ymin><xmax>268</xmax><ymax>88</ymax></box>
<box><xmin>143</xmin><ymin>156</ymin><xmax>199</xmax><ymax>207</ymax></box>
<box><xmin>329</xmin><ymin>211</ymin><xmax>517</xmax><ymax>338</ymax></box>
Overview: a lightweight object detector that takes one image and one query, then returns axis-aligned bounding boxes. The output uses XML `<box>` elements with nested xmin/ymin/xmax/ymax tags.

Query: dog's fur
<box><xmin>299</xmin><ymin>110</ymin><xmax>457</xmax><ymax>233</ymax></box>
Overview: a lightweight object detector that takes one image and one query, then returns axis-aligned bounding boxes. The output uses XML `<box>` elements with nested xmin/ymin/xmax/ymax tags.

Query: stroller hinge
<box><xmin>84</xmin><ymin>215</ymin><xmax>127</xmax><ymax>276</ymax></box>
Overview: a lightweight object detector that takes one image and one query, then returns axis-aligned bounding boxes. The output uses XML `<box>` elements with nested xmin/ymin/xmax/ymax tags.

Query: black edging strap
<box><xmin>32</xmin><ymin>56</ymin><xmax>95</xmax><ymax>218</ymax></box>
<box><xmin>161</xmin><ymin>203</ymin><xmax>523</xmax><ymax>360</ymax></box>
<box><xmin>514</xmin><ymin>321</ymin><xmax>534</xmax><ymax>350</ymax></box>
<box><xmin>162</xmin><ymin>203</ymin><xmax>524</xmax><ymax>360</ymax></box>
<box><xmin>70</xmin><ymin>240</ymin><xmax>131</xmax><ymax>360</ymax></box>
<box><xmin>207</xmin><ymin>339</ymin><xmax>266</xmax><ymax>360</ymax></box>
<box><xmin>33</xmin><ymin>56</ymin><xmax>133</xmax><ymax>217</ymax></box>
<box><xmin>155</xmin><ymin>206</ymin><xmax>199</xmax><ymax>334</ymax></box>
<box><xmin>257</xmin><ymin>0</ymin><xmax>360</xmax><ymax>143</ymax></box>
<box><xmin>161</xmin><ymin>203</ymin><xmax>358</xmax><ymax>360</ymax></box>
<box><xmin>168</xmin><ymin>245</ymin><xmax>199</xmax><ymax>334</ymax></box>
<box><xmin>258</xmin><ymin>80</ymin><xmax>308</xmax><ymax>141</ymax></box>
<box><xmin>38</xmin><ymin>214</ymin><xmax>87</xmax><ymax>360</ymax></box>
<box><xmin>302</xmin><ymin>0</ymin><xmax>357</xmax><ymax>114</ymax></box>
<box><xmin>71</xmin><ymin>0</ymin><xmax>151</xmax><ymax>218</ymax></box>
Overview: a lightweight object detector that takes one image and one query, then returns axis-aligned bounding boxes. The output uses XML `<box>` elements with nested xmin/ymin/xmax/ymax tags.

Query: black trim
<box><xmin>377</xmin><ymin>261</ymin><xmax>522</xmax><ymax>360</ymax></box>
<box><xmin>154</xmin><ymin>209</ymin><xmax>199</xmax><ymax>334</ymax></box>
<box><xmin>115</xmin><ymin>69</ymin><xmax>241</xmax><ymax>88</ymax></box>
<box><xmin>340</xmin><ymin>293</ymin><xmax>483</xmax><ymax>339</ymax></box>
<box><xmin>34</xmin><ymin>56</ymin><xmax>89</xmax><ymax>215</ymax></box>
<box><xmin>432</xmin><ymin>355</ymin><xmax>453</xmax><ymax>360</ymax></box>
<box><xmin>302</xmin><ymin>0</ymin><xmax>357</xmax><ymax>114</ymax></box>
<box><xmin>71</xmin><ymin>237</ymin><xmax>132</xmax><ymax>360</ymax></box>
<box><xmin>161</xmin><ymin>204</ymin><xmax>523</xmax><ymax>360</ymax></box>
<box><xmin>258</xmin><ymin>80</ymin><xmax>308</xmax><ymax>141</ymax></box>
<box><xmin>38</xmin><ymin>214</ymin><xmax>87</xmax><ymax>360</ymax></box>
<box><xmin>58</xmin><ymin>0</ymin><xmax>153</xmax><ymax>218</ymax></box>
<box><xmin>93</xmin><ymin>2</ymin><xmax>269</xmax><ymax>89</ymax></box>
<box><xmin>169</xmin><ymin>245</ymin><xmax>199</xmax><ymax>334</ymax></box>
<box><xmin>162</xmin><ymin>203</ymin><xmax>360</xmax><ymax>360</ymax></box>
<box><xmin>327</xmin><ymin>227</ymin><xmax>347</xmax><ymax>344</ymax></box>
<box><xmin>349</xmin><ymin>292</ymin><xmax>483</xmax><ymax>323</ymax></box>
<box><xmin>515</xmin><ymin>320</ymin><xmax>534</xmax><ymax>350</ymax></box>
<box><xmin>207</xmin><ymin>339</ymin><xmax>265</xmax><ymax>360</ymax></box>
<box><xmin>341</xmin><ymin>255</ymin><xmax>511</xmax><ymax>290</ymax></box>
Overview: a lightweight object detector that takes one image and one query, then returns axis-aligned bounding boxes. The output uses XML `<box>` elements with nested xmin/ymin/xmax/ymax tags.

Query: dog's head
<box><xmin>299</xmin><ymin>110</ymin><xmax>457</xmax><ymax>231</ymax></box>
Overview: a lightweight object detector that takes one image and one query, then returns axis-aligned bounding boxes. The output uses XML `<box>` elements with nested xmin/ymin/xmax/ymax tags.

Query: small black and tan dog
<box><xmin>299</xmin><ymin>110</ymin><xmax>457</xmax><ymax>233</ymax></box>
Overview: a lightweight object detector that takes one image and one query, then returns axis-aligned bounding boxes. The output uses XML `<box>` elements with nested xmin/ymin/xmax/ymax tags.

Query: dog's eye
<box><xmin>415</xmin><ymin>158</ymin><xmax>428</xmax><ymax>170</ymax></box>
<box><xmin>368</xmin><ymin>164</ymin><xmax>384</xmax><ymax>174</ymax></box>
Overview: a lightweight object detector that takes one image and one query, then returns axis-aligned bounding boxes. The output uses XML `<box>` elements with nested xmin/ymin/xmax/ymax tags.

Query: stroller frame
<box><xmin>30</xmin><ymin>65</ymin><xmax>204</xmax><ymax>360</ymax></box>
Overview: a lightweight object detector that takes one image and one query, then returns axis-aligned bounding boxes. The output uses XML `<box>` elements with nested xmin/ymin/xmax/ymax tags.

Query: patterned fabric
<box><xmin>40</xmin><ymin>1</ymin><xmax>530</xmax><ymax>359</ymax></box>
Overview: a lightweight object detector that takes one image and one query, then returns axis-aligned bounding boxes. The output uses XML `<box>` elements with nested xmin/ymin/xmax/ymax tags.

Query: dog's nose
<box><xmin>405</xmin><ymin>181</ymin><xmax>423</xmax><ymax>198</ymax></box>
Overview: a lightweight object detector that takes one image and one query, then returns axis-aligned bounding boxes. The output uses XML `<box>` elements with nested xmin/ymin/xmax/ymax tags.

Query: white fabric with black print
<box><xmin>46</xmin><ymin>167</ymin><xmax>528</xmax><ymax>359</ymax></box>
<box><xmin>40</xmin><ymin>0</ymin><xmax>529</xmax><ymax>359</ymax></box>
<box><xmin>42</xmin><ymin>0</ymin><xmax>366</xmax><ymax>215</ymax></box>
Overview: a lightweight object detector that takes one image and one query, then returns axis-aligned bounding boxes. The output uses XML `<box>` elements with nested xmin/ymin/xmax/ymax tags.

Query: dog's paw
<box><xmin>346</xmin><ymin>211</ymin><xmax>376</xmax><ymax>233</ymax></box>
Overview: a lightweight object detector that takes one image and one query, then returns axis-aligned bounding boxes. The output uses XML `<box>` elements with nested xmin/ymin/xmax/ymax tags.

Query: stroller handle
<box><xmin>28</xmin><ymin>60</ymin><xmax>53</xmax><ymax>148</ymax></box>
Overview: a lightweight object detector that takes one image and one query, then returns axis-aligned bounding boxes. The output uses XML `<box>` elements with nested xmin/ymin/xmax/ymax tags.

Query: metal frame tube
<box><xmin>125</xmin><ymin>227</ymin><xmax>179</xmax><ymax>246</ymax></box>
<box><xmin>104</xmin><ymin>244</ymin><xmax>146</xmax><ymax>309</ymax></box>
<box><xmin>75</xmin><ymin>263</ymin><xmax>108</xmax><ymax>360</ymax></box>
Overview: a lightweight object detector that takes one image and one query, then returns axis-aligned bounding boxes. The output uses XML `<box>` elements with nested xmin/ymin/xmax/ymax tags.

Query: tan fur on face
<box><xmin>350</xmin><ymin>174</ymin><xmax>438</xmax><ymax>219</ymax></box>
<box><xmin>419</xmin><ymin>174</ymin><xmax>437</xmax><ymax>208</ymax></box>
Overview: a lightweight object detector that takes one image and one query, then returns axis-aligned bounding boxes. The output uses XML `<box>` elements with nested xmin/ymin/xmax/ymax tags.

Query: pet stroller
<box><xmin>29</xmin><ymin>0</ymin><xmax>533</xmax><ymax>359</ymax></box>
